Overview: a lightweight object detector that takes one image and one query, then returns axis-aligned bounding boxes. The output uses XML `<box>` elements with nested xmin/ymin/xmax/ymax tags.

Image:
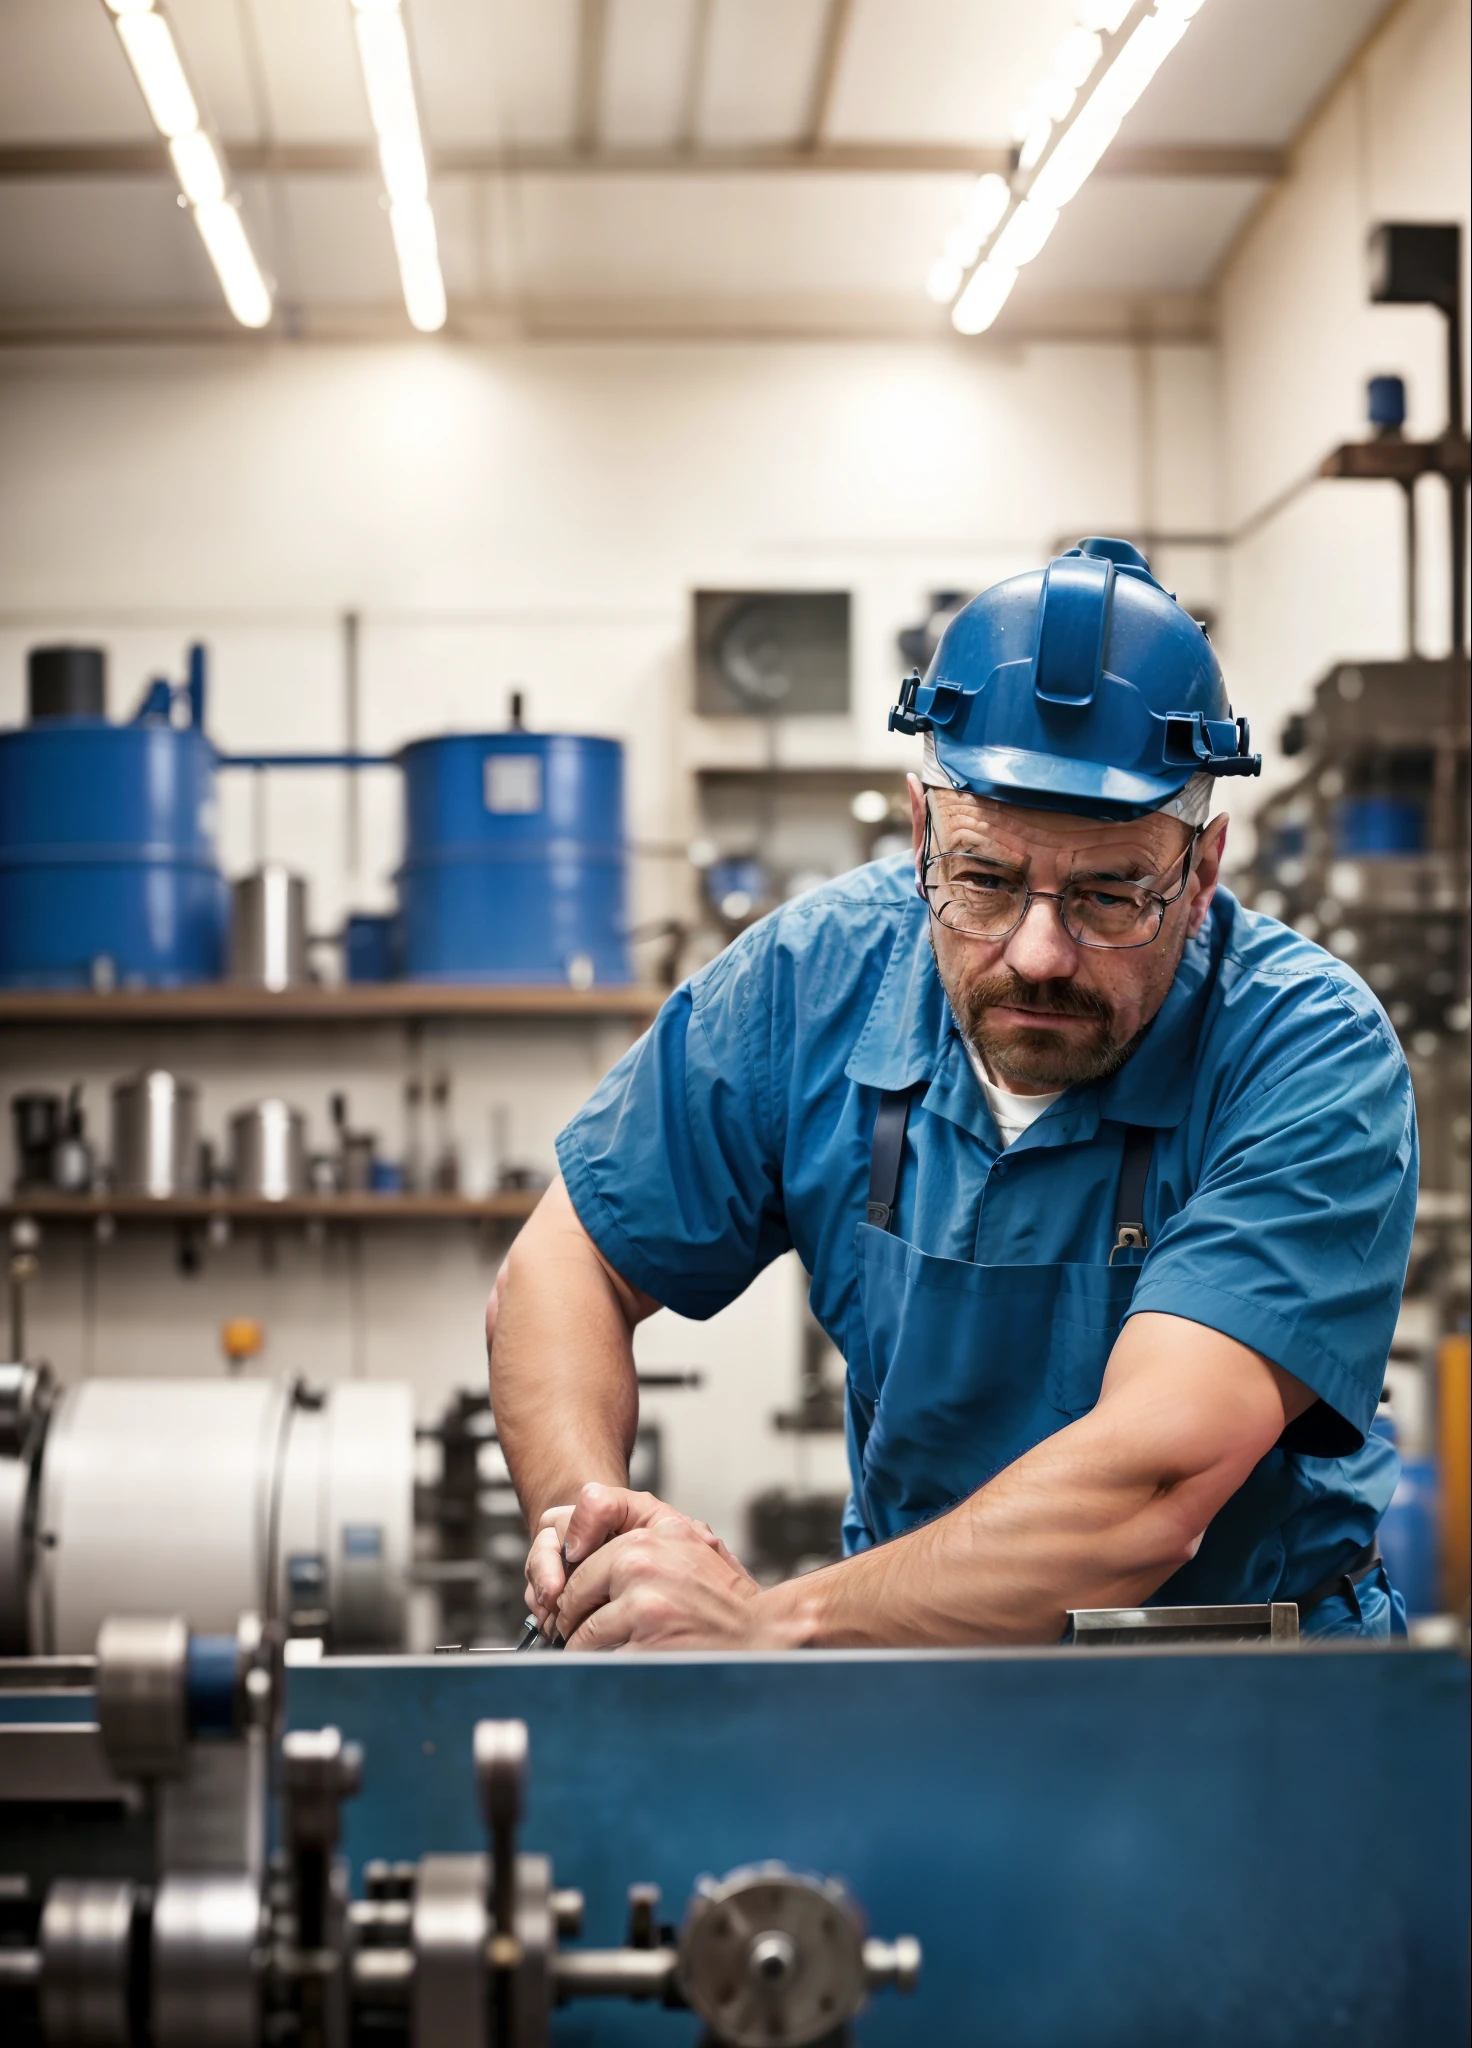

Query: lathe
<box><xmin>0</xmin><ymin>1604</ymin><xmax>1467</xmax><ymax>2046</ymax></box>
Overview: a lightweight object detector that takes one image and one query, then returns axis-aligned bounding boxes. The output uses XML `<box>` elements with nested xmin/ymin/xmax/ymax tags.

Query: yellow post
<box><xmin>1438</xmin><ymin>1333</ymin><xmax>1470</xmax><ymax>1617</ymax></box>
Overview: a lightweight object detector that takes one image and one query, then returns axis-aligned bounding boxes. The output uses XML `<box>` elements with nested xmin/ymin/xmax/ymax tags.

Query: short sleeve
<box><xmin>1125</xmin><ymin>994</ymin><xmax>1418</xmax><ymax>1451</ymax></box>
<box><xmin>554</xmin><ymin>927</ymin><xmax>792</xmax><ymax>1319</ymax></box>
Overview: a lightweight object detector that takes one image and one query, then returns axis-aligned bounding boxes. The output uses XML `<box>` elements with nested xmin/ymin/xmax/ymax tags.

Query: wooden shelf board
<box><xmin>0</xmin><ymin>984</ymin><xmax>665</xmax><ymax>1027</ymax></box>
<box><xmin>1</xmin><ymin>1192</ymin><xmax>541</xmax><ymax>1224</ymax></box>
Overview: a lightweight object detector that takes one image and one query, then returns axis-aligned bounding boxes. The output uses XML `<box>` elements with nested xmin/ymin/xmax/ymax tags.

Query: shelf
<box><xmin>0</xmin><ymin>985</ymin><xmax>666</xmax><ymax>1027</ymax></box>
<box><xmin>1</xmin><ymin>1192</ymin><xmax>542</xmax><ymax>1225</ymax></box>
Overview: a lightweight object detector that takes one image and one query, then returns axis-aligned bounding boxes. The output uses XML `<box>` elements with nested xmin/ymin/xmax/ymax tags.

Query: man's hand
<box><xmin>522</xmin><ymin>1482</ymin><xmax>748</xmax><ymax>1640</ymax></box>
<box><xmin>555</xmin><ymin>1512</ymin><xmax>768</xmax><ymax>1650</ymax></box>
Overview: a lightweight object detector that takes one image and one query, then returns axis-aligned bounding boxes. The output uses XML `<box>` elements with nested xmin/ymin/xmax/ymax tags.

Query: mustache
<box><xmin>962</xmin><ymin>971</ymin><xmax>1114</xmax><ymax>1026</ymax></box>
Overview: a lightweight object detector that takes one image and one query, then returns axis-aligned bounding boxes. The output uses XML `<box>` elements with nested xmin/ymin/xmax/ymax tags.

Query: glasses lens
<box><xmin>928</xmin><ymin>856</ymin><xmax>1027</xmax><ymax>937</ymax></box>
<box><xmin>1061</xmin><ymin>882</ymin><xmax>1160</xmax><ymax>946</ymax></box>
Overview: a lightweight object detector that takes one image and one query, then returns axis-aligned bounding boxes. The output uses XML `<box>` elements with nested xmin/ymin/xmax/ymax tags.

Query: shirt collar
<box><xmin>845</xmin><ymin>888</ymin><xmax>1221</xmax><ymax>1131</ymax></box>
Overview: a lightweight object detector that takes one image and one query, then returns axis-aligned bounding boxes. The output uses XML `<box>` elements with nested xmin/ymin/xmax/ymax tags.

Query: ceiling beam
<box><xmin>0</xmin><ymin>141</ymin><xmax>1286</xmax><ymax>181</ymax></box>
<box><xmin>802</xmin><ymin>0</ymin><xmax>854</xmax><ymax>151</ymax></box>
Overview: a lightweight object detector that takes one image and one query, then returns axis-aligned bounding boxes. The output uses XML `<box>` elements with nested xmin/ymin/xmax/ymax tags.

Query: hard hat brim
<box><xmin>930</xmin><ymin>738</ymin><xmax>1192</xmax><ymax>823</ymax></box>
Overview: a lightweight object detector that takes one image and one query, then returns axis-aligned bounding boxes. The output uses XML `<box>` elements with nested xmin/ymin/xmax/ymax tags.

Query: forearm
<box><xmin>490</xmin><ymin>1178</ymin><xmax>643</xmax><ymax>1530</ymax></box>
<box><xmin>766</xmin><ymin>1416</ymin><xmax>1205</xmax><ymax>1648</ymax></box>
<box><xmin>763</xmin><ymin>1320</ymin><xmax>1288</xmax><ymax>1649</ymax></box>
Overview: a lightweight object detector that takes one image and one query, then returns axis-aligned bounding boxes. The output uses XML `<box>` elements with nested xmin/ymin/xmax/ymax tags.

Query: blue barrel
<box><xmin>1379</xmin><ymin>1455</ymin><xmax>1440</xmax><ymax>1617</ymax></box>
<box><xmin>396</xmin><ymin>734</ymin><xmax>629</xmax><ymax>984</ymax></box>
<box><xmin>1333</xmin><ymin>797</ymin><xmax>1424</xmax><ymax>856</ymax></box>
<box><xmin>0</xmin><ymin>713</ymin><xmax>227</xmax><ymax>989</ymax></box>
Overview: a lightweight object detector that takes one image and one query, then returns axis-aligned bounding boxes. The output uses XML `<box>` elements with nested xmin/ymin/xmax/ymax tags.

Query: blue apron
<box><xmin>845</xmin><ymin>1088</ymin><xmax>1400</xmax><ymax>1635</ymax></box>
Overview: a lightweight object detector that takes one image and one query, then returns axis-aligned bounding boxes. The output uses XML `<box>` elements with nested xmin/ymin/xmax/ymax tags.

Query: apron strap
<box><xmin>865</xmin><ymin>1088</ymin><xmax>913</xmax><ymax>1231</ymax></box>
<box><xmin>1294</xmin><ymin>1537</ymin><xmax>1383</xmax><ymax>1616</ymax></box>
<box><xmin>1109</xmin><ymin>1125</ymin><xmax>1155</xmax><ymax>1263</ymax></box>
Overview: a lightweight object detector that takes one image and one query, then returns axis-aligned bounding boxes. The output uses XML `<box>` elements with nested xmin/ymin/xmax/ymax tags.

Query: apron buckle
<box><xmin>1108</xmin><ymin>1223</ymin><xmax>1149</xmax><ymax>1265</ymax></box>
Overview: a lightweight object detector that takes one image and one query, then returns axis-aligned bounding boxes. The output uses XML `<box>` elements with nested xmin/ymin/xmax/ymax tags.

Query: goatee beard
<box><xmin>951</xmin><ymin>967</ymin><xmax>1147</xmax><ymax>1089</ymax></box>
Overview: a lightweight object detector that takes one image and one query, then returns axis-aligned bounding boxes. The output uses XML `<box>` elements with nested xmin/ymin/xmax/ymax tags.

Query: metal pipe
<box><xmin>552</xmin><ymin>1948</ymin><xmax>680</xmax><ymax>1998</ymax></box>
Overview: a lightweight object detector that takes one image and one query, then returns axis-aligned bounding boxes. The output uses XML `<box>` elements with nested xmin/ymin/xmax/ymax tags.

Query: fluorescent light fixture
<box><xmin>939</xmin><ymin>0</ymin><xmax>1209</xmax><ymax>332</ymax></box>
<box><xmin>169</xmin><ymin>130</ymin><xmax>225</xmax><ymax>207</ymax></box>
<box><xmin>195</xmin><ymin>200</ymin><xmax>273</xmax><ymax>327</ymax></box>
<box><xmin>101</xmin><ymin>0</ymin><xmax>272</xmax><ymax>329</ymax></box>
<box><xmin>115</xmin><ymin>10</ymin><xmax>198</xmax><ymax>137</ymax></box>
<box><xmin>350</xmin><ymin>0</ymin><xmax>447</xmax><ymax>333</ymax></box>
<box><xmin>953</xmin><ymin>262</ymin><xmax>1019</xmax><ymax>336</ymax></box>
<box><xmin>390</xmin><ymin>199</ymin><xmax>447</xmax><ymax>333</ymax></box>
<box><xmin>989</xmin><ymin>199</ymin><xmax>1059</xmax><ymax>270</ymax></box>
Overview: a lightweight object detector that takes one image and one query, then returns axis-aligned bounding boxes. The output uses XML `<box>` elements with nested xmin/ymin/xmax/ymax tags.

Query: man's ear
<box><xmin>1187</xmin><ymin>812</ymin><xmax>1229</xmax><ymax>937</ymax></box>
<box><xmin>907</xmin><ymin>774</ymin><xmax>928</xmax><ymax>891</ymax></box>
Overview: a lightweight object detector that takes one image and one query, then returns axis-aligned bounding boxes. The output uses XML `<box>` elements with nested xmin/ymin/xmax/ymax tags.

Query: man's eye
<box><xmin>1070</xmin><ymin>884</ymin><xmax>1144</xmax><ymax>911</ymax></box>
<box><xmin>951</xmin><ymin>866</ymin><xmax>1014</xmax><ymax>892</ymax></box>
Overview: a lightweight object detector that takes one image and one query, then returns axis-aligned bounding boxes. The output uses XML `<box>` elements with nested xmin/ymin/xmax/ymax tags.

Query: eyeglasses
<box><xmin>920</xmin><ymin>801</ymin><xmax>1201</xmax><ymax>951</ymax></box>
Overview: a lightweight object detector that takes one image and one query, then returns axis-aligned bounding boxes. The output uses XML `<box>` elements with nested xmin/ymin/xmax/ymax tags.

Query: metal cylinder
<box><xmin>229</xmin><ymin>1100</ymin><xmax>307</xmax><ymax>1200</ymax></box>
<box><xmin>28</xmin><ymin>645</ymin><xmax>106</xmax><ymax>723</ymax></box>
<box><xmin>152</xmin><ymin>1874</ymin><xmax>262</xmax><ymax>2048</ymax></box>
<box><xmin>396</xmin><ymin>733</ymin><xmax>630</xmax><ymax>985</ymax></box>
<box><xmin>0</xmin><ymin>716</ymin><xmax>225</xmax><ymax>990</ymax></box>
<box><xmin>229</xmin><ymin>866</ymin><xmax>308</xmax><ymax>990</ymax></box>
<box><xmin>39</xmin><ymin>1879</ymin><xmax>136</xmax><ymax>2047</ymax></box>
<box><xmin>111</xmin><ymin>1071</ymin><xmax>199</xmax><ymax>1197</ymax></box>
<box><xmin>30</xmin><ymin>1378</ymin><xmax>414</xmax><ymax>1653</ymax></box>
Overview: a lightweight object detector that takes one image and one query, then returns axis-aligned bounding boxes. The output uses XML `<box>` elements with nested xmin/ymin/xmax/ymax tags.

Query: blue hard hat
<box><xmin>889</xmin><ymin>536</ymin><xmax>1260</xmax><ymax>820</ymax></box>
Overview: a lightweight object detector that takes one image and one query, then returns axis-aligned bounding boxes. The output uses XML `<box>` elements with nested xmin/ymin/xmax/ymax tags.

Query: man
<box><xmin>489</xmin><ymin>538</ymin><xmax>1414</xmax><ymax>1650</ymax></box>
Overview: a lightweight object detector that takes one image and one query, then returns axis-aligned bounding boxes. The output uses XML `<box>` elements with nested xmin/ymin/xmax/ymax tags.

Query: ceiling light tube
<box><xmin>989</xmin><ymin>199</ymin><xmax>1059</xmax><ymax>270</ymax></box>
<box><xmin>952</xmin><ymin>261</ymin><xmax>1019</xmax><ymax>336</ymax></box>
<box><xmin>941</xmin><ymin>0</ymin><xmax>1208</xmax><ymax>331</ymax></box>
<box><xmin>390</xmin><ymin>198</ymin><xmax>447</xmax><ymax>332</ymax></box>
<box><xmin>101</xmin><ymin>0</ymin><xmax>272</xmax><ymax>329</ymax></box>
<box><xmin>169</xmin><ymin>130</ymin><xmax>225</xmax><ymax>207</ymax></box>
<box><xmin>195</xmin><ymin>200</ymin><xmax>273</xmax><ymax>327</ymax></box>
<box><xmin>350</xmin><ymin>0</ymin><xmax>447</xmax><ymax>333</ymax></box>
<box><xmin>114</xmin><ymin>8</ymin><xmax>198</xmax><ymax>137</ymax></box>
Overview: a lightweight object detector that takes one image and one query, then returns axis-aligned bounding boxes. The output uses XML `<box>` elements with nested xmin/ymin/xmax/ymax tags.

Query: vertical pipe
<box><xmin>1402</xmin><ymin>479</ymin><xmax>1419</xmax><ymax>658</ymax></box>
<box><xmin>343</xmin><ymin>611</ymin><xmax>362</xmax><ymax>879</ymax></box>
<box><xmin>1442</xmin><ymin>299</ymin><xmax>1466</xmax><ymax>656</ymax></box>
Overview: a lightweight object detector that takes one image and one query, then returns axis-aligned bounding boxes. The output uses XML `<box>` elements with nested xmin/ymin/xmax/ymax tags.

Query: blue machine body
<box><xmin>396</xmin><ymin>732</ymin><xmax>630</xmax><ymax>985</ymax></box>
<box><xmin>0</xmin><ymin>698</ymin><xmax>226</xmax><ymax>990</ymax></box>
<box><xmin>288</xmin><ymin>1646</ymin><xmax>1470</xmax><ymax>2048</ymax></box>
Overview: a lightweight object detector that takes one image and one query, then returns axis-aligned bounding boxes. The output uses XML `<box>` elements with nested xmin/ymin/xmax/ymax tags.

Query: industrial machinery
<box><xmin>0</xmin><ymin>1367</ymin><xmax>676</xmax><ymax>1661</ymax></box>
<box><xmin>2</xmin><ymin>1619</ymin><xmax>1465</xmax><ymax>2045</ymax></box>
<box><xmin>0</xmin><ymin>650</ymin><xmax>632</xmax><ymax>990</ymax></box>
<box><xmin>0</xmin><ymin>1617</ymin><xmax>920</xmax><ymax>2046</ymax></box>
<box><xmin>0</xmin><ymin>1367</ymin><xmax>414</xmax><ymax>1657</ymax></box>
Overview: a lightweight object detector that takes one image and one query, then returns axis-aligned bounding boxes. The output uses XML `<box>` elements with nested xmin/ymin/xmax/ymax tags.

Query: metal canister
<box><xmin>229</xmin><ymin>1101</ymin><xmax>307</xmax><ymax>1201</ymax></box>
<box><xmin>229</xmin><ymin>866</ymin><xmax>308</xmax><ymax>990</ymax></box>
<box><xmin>111</xmin><ymin>1073</ymin><xmax>199</xmax><ymax>1198</ymax></box>
<box><xmin>395</xmin><ymin>731</ymin><xmax>630</xmax><ymax>984</ymax></box>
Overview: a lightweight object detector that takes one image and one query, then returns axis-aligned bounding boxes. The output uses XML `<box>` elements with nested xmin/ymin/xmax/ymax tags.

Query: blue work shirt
<box><xmin>556</xmin><ymin>859</ymin><xmax>1417</xmax><ymax>1635</ymax></box>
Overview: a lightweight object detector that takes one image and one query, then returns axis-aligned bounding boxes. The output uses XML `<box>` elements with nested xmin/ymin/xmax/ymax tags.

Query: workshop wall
<box><xmin>0</xmin><ymin>331</ymin><xmax>1218</xmax><ymax>1550</ymax></box>
<box><xmin>1218</xmin><ymin>0</ymin><xmax>1471</xmax><ymax>800</ymax></box>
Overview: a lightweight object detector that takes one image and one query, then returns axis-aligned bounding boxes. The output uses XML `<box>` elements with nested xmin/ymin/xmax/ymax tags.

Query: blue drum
<box><xmin>396</xmin><ymin>733</ymin><xmax>630</xmax><ymax>985</ymax></box>
<box><xmin>0</xmin><ymin>648</ymin><xmax>227</xmax><ymax>989</ymax></box>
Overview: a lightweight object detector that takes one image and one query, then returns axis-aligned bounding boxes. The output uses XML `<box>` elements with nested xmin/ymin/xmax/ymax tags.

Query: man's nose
<box><xmin>1001</xmin><ymin>893</ymin><xmax>1080</xmax><ymax>982</ymax></box>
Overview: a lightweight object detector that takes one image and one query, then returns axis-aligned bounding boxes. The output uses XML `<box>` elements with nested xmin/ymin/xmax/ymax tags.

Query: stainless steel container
<box><xmin>111</xmin><ymin>1072</ymin><xmax>199</xmax><ymax>1198</ymax></box>
<box><xmin>229</xmin><ymin>866</ymin><xmax>308</xmax><ymax>991</ymax></box>
<box><xmin>229</xmin><ymin>1100</ymin><xmax>307</xmax><ymax>1201</ymax></box>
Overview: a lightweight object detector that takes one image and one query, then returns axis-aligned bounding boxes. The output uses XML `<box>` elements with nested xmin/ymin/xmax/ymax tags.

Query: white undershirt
<box><xmin>962</xmin><ymin>1040</ymin><xmax>1062</xmax><ymax>1148</ymax></box>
